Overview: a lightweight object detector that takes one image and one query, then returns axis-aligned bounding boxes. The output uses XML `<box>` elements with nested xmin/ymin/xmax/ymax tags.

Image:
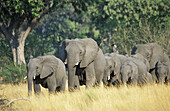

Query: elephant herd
<box><xmin>26</xmin><ymin>38</ymin><xmax>170</xmax><ymax>95</ymax></box>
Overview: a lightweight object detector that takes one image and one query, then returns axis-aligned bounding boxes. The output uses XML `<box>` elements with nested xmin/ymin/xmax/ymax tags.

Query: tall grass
<box><xmin>0</xmin><ymin>84</ymin><xmax>170</xmax><ymax>111</ymax></box>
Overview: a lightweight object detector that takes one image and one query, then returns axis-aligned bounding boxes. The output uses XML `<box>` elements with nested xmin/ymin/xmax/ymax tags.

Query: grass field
<box><xmin>0</xmin><ymin>83</ymin><xmax>170</xmax><ymax>111</ymax></box>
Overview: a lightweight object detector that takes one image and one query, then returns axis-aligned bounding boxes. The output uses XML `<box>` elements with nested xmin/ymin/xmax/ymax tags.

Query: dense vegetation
<box><xmin>0</xmin><ymin>0</ymin><xmax>169</xmax><ymax>84</ymax></box>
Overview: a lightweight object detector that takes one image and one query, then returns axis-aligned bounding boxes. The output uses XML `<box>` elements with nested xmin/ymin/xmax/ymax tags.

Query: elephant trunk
<box><xmin>121</xmin><ymin>74</ymin><xmax>128</xmax><ymax>85</ymax></box>
<box><xmin>67</xmin><ymin>52</ymin><xmax>80</xmax><ymax>92</ymax></box>
<box><xmin>103</xmin><ymin>76</ymin><xmax>108</xmax><ymax>86</ymax></box>
<box><xmin>158</xmin><ymin>75</ymin><xmax>164</xmax><ymax>84</ymax></box>
<box><xmin>28</xmin><ymin>74</ymin><xmax>33</xmax><ymax>96</ymax></box>
<box><xmin>27</xmin><ymin>71</ymin><xmax>36</xmax><ymax>96</ymax></box>
<box><xmin>68</xmin><ymin>65</ymin><xmax>76</xmax><ymax>92</ymax></box>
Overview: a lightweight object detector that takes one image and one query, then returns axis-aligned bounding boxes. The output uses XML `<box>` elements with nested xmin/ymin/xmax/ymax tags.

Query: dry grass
<box><xmin>0</xmin><ymin>83</ymin><xmax>170</xmax><ymax>111</ymax></box>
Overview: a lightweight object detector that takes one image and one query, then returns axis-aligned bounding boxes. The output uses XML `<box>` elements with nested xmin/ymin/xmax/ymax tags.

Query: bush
<box><xmin>0</xmin><ymin>57</ymin><xmax>27</xmax><ymax>84</ymax></box>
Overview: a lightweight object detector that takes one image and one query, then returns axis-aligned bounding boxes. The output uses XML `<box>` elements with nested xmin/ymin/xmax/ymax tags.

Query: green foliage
<box><xmin>0</xmin><ymin>57</ymin><xmax>27</xmax><ymax>84</ymax></box>
<box><xmin>88</xmin><ymin>0</ymin><xmax>170</xmax><ymax>55</ymax></box>
<box><xmin>0</xmin><ymin>37</ymin><xmax>12</xmax><ymax>58</ymax></box>
<box><xmin>91</xmin><ymin>0</ymin><xmax>170</xmax><ymax>28</ymax></box>
<box><xmin>25</xmin><ymin>4</ymin><xmax>94</xmax><ymax>59</ymax></box>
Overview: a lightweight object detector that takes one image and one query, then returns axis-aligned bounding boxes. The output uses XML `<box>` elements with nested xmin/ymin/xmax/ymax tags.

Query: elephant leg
<box><xmin>60</xmin><ymin>77</ymin><xmax>66</xmax><ymax>92</ymax></box>
<box><xmin>85</xmin><ymin>62</ymin><xmax>96</xmax><ymax>88</ymax></box>
<box><xmin>47</xmin><ymin>79</ymin><xmax>56</xmax><ymax>93</ymax></box>
<box><xmin>132</xmin><ymin>79</ymin><xmax>137</xmax><ymax>86</ymax></box>
<box><xmin>150</xmin><ymin>69</ymin><xmax>158</xmax><ymax>83</ymax></box>
<box><xmin>33</xmin><ymin>80</ymin><xmax>41</xmax><ymax>94</ymax></box>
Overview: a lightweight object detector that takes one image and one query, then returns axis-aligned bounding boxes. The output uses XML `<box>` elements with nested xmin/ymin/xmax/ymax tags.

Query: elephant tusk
<box><xmin>33</xmin><ymin>76</ymin><xmax>36</xmax><ymax>79</ymax></box>
<box><xmin>75</xmin><ymin>62</ymin><xmax>79</xmax><ymax>65</ymax></box>
<box><xmin>64</xmin><ymin>61</ymin><xmax>67</xmax><ymax>64</ymax></box>
<box><xmin>24</xmin><ymin>76</ymin><xmax>27</xmax><ymax>79</ymax></box>
<box><xmin>107</xmin><ymin>76</ymin><xmax>110</xmax><ymax>80</ymax></box>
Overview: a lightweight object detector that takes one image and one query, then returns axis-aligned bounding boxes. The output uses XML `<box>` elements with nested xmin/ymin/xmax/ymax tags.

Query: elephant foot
<box><xmin>68</xmin><ymin>87</ymin><xmax>75</xmax><ymax>92</ymax></box>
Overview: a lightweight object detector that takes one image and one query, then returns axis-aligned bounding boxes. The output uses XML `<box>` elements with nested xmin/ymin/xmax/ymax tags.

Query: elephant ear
<box><xmin>58</xmin><ymin>39</ymin><xmax>70</xmax><ymax>62</ymax></box>
<box><xmin>40</xmin><ymin>56</ymin><xmax>58</xmax><ymax>79</ymax></box>
<box><xmin>167</xmin><ymin>62</ymin><xmax>170</xmax><ymax>79</ymax></box>
<box><xmin>80</xmin><ymin>38</ymin><xmax>99</xmax><ymax>68</ymax></box>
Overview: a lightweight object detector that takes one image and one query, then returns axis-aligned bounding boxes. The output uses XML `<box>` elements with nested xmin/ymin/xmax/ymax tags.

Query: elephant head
<box><xmin>27</xmin><ymin>55</ymin><xmax>58</xmax><ymax>95</ymax></box>
<box><xmin>130</xmin><ymin>53</ymin><xmax>150</xmax><ymax>72</ymax></box>
<box><xmin>131</xmin><ymin>44</ymin><xmax>152</xmax><ymax>63</ymax></box>
<box><xmin>65</xmin><ymin>38</ymin><xmax>99</xmax><ymax>91</ymax></box>
<box><xmin>155</xmin><ymin>61</ymin><xmax>170</xmax><ymax>84</ymax></box>
<box><xmin>131</xmin><ymin>43</ymin><xmax>168</xmax><ymax>71</ymax></box>
<box><xmin>103</xmin><ymin>55</ymin><xmax>120</xmax><ymax>86</ymax></box>
<box><xmin>120</xmin><ymin>61</ymin><xmax>138</xmax><ymax>86</ymax></box>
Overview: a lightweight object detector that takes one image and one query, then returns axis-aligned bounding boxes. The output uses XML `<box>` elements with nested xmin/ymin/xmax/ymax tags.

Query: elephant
<box><xmin>58</xmin><ymin>38</ymin><xmax>106</xmax><ymax>91</ymax></box>
<box><xmin>132</xmin><ymin>59</ymin><xmax>153</xmax><ymax>85</ymax></box>
<box><xmin>130</xmin><ymin>53</ymin><xmax>150</xmax><ymax>72</ymax></box>
<box><xmin>58</xmin><ymin>39</ymin><xmax>70</xmax><ymax>63</ymax></box>
<box><xmin>27</xmin><ymin>55</ymin><xmax>66</xmax><ymax>95</ymax></box>
<box><xmin>155</xmin><ymin>61</ymin><xmax>170</xmax><ymax>84</ymax></box>
<box><xmin>120</xmin><ymin>61</ymin><xmax>138</xmax><ymax>86</ymax></box>
<box><xmin>131</xmin><ymin>43</ymin><xmax>169</xmax><ymax>82</ymax></box>
<box><xmin>121</xmin><ymin>59</ymin><xmax>153</xmax><ymax>86</ymax></box>
<box><xmin>105</xmin><ymin>53</ymin><xmax>133</xmax><ymax>83</ymax></box>
<box><xmin>103</xmin><ymin>55</ymin><xmax>121</xmax><ymax>86</ymax></box>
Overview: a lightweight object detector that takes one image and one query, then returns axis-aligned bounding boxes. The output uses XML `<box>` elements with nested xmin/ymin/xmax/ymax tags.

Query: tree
<box><xmin>24</xmin><ymin>3</ymin><xmax>93</xmax><ymax>60</ymax></box>
<box><xmin>0</xmin><ymin>0</ymin><xmax>66</xmax><ymax>65</ymax></box>
<box><xmin>0</xmin><ymin>0</ymin><xmax>100</xmax><ymax>65</ymax></box>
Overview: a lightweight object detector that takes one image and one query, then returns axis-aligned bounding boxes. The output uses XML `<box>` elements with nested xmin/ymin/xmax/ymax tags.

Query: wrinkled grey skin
<box><xmin>155</xmin><ymin>61</ymin><xmax>170</xmax><ymax>84</ymax></box>
<box><xmin>105</xmin><ymin>53</ymin><xmax>133</xmax><ymax>83</ymax></box>
<box><xmin>103</xmin><ymin>55</ymin><xmax>121</xmax><ymax>86</ymax></box>
<box><xmin>120</xmin><ymin>61</ymin><xmax>138</xmax><ymax>86</ymax></box>
<box><xmin>130</xmin><ymin>53</ymin><xmax>150</xmax><ymax>72</ymax></box>
<box><xmin>58</xmin><ymin>38</ymin><xmax>105</xmax><ymax>91</ymax></box>
<box><xmin>107</xmin><ymin>53</ymin><xmax>153</xmax><ymax>85</ymax></box>
<box><xmin>132</xmin><ymin>59</ymin><xmax>153</xmax><ymax>85</ymax></box>
<box><xmin>131</xmin><ymin>43</ymin><xmax>169</xmax><ymax>82</ymax></box>
<box><xmin>27</xmin><ymin>55</ymin><xmax>66</xmax><ymax>95</ymax></box>
<box><xmin>121</xmin><ymin>59</ymin><xmax>153</xmax><ymax>86</ymax></box>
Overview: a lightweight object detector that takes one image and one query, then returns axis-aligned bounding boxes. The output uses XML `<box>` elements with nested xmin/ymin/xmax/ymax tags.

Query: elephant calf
<box><xmin>27</xmin><ymin>55</ymin><xmax>66</xmax><ymax>95</ymax></box>
<box><xmin>120</xmin><ymin>59</ymin><xmax>153</xmax><ymax>86</ymax></box>
<box><xmin>103</xmin><ymin>55</ymin><xmax>121</xmax><ymax>87</ymax></box>
<box><xmin>155</xmin><ymin>61</ymin><xmax>170</xmax><ymax>84</ymax></box>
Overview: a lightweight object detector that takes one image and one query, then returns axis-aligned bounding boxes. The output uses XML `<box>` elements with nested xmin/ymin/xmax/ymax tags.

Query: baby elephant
<box><xmin>120</xmin><ymin>60</ymin><xmax>153</xmax><ymax>86</ymax></box>
<box><xmin>27</xmin><ymin>55</ymin><xmax>66</xmax><ymax>95</ymax></box>
<box><xmin>155</xmin><ymin>61</ymin><xmax>170</xmax><ymax>84</ymax></box>
<box><xmin>120</xmin><ymin>61</ymin><xmax>138</xmax><ymax>86</ymax></box>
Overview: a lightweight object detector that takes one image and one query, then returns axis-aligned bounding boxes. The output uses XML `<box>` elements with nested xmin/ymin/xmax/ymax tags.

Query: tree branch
<box><xmin>6</xmin><ymin>98</ymin><xmax>31</xmax><ymax>107</ymax></box>
<box><xmin>0</xmin><ymin>23</ymin><xmax>13</xmax><ymax>42</ymax></box>
<box><xmin>20</xmin><ymin>4</ymin><xmax>51</xmax><ymax>43</ymax></box>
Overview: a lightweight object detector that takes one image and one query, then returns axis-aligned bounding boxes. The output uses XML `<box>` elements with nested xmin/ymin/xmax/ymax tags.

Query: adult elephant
<box><xmin>131</xmin><ymin>43</ymin><xmax>169</xmax><ymax>82</ymax></box>
<box><xmin>27</xmin><ymin>55</ymin><xmax>66</xmax><ymax>95</ymax></box>
<box><xmin>155</xmin><ymin>61</ymin><xmax>170</xmax><ymax>84</ymax></box>
<box><xmin>58</xmin><ymin>38</ymin><xmax>106</xmax><ymax>91</ymax></box>
<box><xmin>103</xmin><ymin>54</ymin><xmax>121</xmax><ymax>86</ymax></box>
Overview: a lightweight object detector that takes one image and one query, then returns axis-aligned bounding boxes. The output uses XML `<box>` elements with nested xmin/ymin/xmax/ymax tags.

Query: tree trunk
<box><xmin>10</xmin><ymin>39</ymin><xmax>26</xmax><ymax>65</ymax></box>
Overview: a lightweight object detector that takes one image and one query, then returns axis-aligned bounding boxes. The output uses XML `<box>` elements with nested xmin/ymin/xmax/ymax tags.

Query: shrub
<box><xmin>0</xmin><ymin>57</ymin><xmax>27</xmax><ymax>84</ymax></box>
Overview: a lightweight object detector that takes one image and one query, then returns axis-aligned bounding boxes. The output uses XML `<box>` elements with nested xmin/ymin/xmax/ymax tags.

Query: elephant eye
<box><xmin>109</xmin><ymin>66</ymin><xmax>112</xmax><ymax>69</ymax></box>
<box><xmin>80</xmin><ymin>50</ymin><xmax>83</xmax><ymax>55</ymax></box>
<box><xmin>36</xmin><ymin>66</ymin><xmax>39</xmax><ymax>70</ymax></box>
